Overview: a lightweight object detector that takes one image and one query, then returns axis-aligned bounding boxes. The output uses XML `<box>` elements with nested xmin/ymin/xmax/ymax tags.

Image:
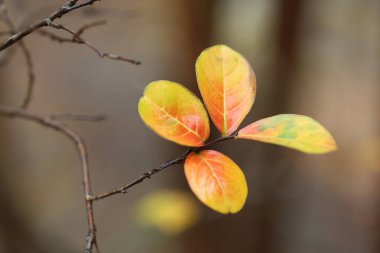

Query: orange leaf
<box><xmin>138</xmin><ymin>80</ymin><xmax>210</xmax><ymax>147</ymax></box>
<box><xmin>196</xmin><ymin>45</ymin><xmax>256</xmax><ymax>136</ymax></box>
<box><xmin>184</xmin><ymin>150</ymin><xmax>248</xmax><ymax>214</ymax></box>
<box><xmin>237</xmin><ymin>114</ymin><xmax>337</xmax><ymax>154</ymax></box>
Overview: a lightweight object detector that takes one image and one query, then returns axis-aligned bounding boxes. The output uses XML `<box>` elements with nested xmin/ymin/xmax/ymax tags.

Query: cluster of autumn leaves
<box><xmin>138</xmin><ymin>45</ymin><xmax>337</xmax><ymax>214</ymax></box>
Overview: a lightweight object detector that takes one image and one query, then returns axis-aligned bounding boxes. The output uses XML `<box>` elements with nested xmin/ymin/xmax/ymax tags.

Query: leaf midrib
<box><xmin>144</xmin><ymin>97</ymin><xmax>205</xmax><ymax>142</ymax></box>
<box><xmin>198</xmin><ymin>155</ymin><xmax>231</xmax><ymax>213</ymax></box>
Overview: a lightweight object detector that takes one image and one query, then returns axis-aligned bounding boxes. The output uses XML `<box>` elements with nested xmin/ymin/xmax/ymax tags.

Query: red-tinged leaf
<box><xmin>237</xmin><ymin>114</ymin><xmax>338</xmax><ymax>154</ymax></box>
<box><xmin>196</xmin><ymin>45</ymin><xmax>256</xmax><ymax>136</ymax></box>
<box><xmin>184</xmin><ymin>150</ymin><xmax>248</xmax><ymax>214</ymax></box>
<box><xmin>138</xmin><ymin>80</ymin><xmax>210</xmax><ymax>147</ymax></box>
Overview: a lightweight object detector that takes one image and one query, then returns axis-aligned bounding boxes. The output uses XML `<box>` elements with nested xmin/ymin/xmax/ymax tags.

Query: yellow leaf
<box><xmin>138</xmin><ymin>80</ymin><xmax>210</xmax><ymax>147</ymax></box>
<box><xmin>135</xmin><ymin>190</ymin><xmax>200</xmax><ymax>235</ymax></box>
<box><xmin>196</xmin><ymin>45</ymin><xmax>256</xmax><ymax>136</ymax></box>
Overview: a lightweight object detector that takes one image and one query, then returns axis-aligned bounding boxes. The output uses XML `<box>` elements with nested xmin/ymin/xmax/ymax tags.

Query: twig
<box><xmin>0</xmin><ymin>0</ymin><xmax>100</xmax><ymax>51</ymax></box>
<box><xmin>89</xmin><ymin>135</ymin><xmax>236</xmax><ymax>201</ymax></box>
<box><xmin>0</xmin><ymin>0</ymin><xmax>140</xmax><ymax>65</ymax></box>
<box><xmin>76</xmin><ymin>20</ymin><xmax>107</xmax><ymax>37</ymax></box>
<box><xmin>37</xmin><ymin>20</ymin><xmax>141</xmax><ymax>64</ymax></box>
<box><xmin>1</xmin><ymin>0</ymin><xmax>139</xmax><ymax>109</ymax></box>
<box><xmin>0</xmin><ymin>105</ymin><xmax>99</xmax><ymax>253</ymax></box>
<box><xmin>1</xmin><ymin>1</ymin><xmax>141</xmax><ymax>252</ymax></box>
<box><xmin>19</xmin><ymin>42</ymin><xmax>35</xmax><ymax>109</ymax></box>
<box><xmin>37</xmin><ymin>20</ymin><xmax>107</xmax><ymax>43</ymax></box>
<box><xmin>47</xmin><ymin>22</ymin><xmax>141</xmax><ymax>65</ymax></box>
<box><xmin>0</xmin><ymin>0</ymin><xmax>35</xmax><ymax>109</ymax></box>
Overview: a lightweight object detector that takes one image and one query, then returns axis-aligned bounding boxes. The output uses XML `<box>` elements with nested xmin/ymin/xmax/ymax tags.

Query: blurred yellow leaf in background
<box><xmin>135</xmin><ymin>190</ymin><xmax>200</xmax><ymax>235</ymax></box>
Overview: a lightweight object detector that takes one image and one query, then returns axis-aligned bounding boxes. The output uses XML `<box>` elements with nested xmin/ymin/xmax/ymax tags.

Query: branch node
<box><xmin>86</xmin><ymin>194</ymin><xmax>94</xmax><ymax>201</ymax></box>
<box><xmin>143</xmin><ymin>172</ymin><xmax>152</xmax><ymax>178</ymax></box>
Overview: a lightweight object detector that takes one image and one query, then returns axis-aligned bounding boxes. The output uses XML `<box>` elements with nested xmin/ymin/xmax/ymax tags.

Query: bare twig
<box><xmin>0</xmin><ymin>0</ymin><xmax>35</xmax><ymax>109</ymax></box>
<box><xmin>0</xmin><ymin>0</ymin><xmax>140</xmax><ymax>65</ymax></box>
<box><xmin>0</xmin><ymin>1</ymin><xmax>141</xmax><ymax>252</ymax></box>
<box><xmin>37</xmin><ymin>29</ymin><xmax>76</xmax><ymax>43</ymax></box>
<box><xmin>1</xmin><ymin>0</ymin><xmax>139</xmax><ymax>109</ymax></box>
<box><xmin>36</xmin><ymin>20</ymin><xmax>141</xmax><ymax>64</ymax></box>
<box><xmin>0</xmin><ymin>105</ymin><xmax>99</xmax><ymax>253</ymax></box>
<box><xmin>75</xmin><ymin>20</ymin><xmax>107</xmax><ymax>37</ymax></box>
<box><xmin>0</xmin><ymin>0</ymin><xmax>100</xmax><ymax>51</ymax></box>
<box><xmin>47</xmin><ymin>22</ymin><xmax>141</xmax><ymax>65</ymax></box>
<box><xmin>89</xmin><ymin>135</ymin><xmax>236</xmax><ymax>201</ymax></box>
<box><xmin>37</xmin><ymin>20</ymin><xmax>107</xmax><ymax>43</ymax></box>
<box><xmin>18</xmin><ymin>42</ymin><xmax>35</xmax><ymax>108</ymax></box>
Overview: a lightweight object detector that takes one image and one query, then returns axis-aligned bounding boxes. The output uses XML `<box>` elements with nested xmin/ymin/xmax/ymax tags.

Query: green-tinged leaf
<box><xmin>237</xmin><ymin>114</ymin><xmax>337</xmax><ymax>154</ymax></box>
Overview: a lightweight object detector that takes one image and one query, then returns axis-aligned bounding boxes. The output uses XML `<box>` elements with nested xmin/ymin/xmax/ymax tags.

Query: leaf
<box><xmin>184</xmin><ymin>150</ymin><xmax>248</xmax><ymax>214</ymax></box>
<box><xmin>196</xmin><ymin>45</ymin><xmax>256</xmax><ymax>136</ymax></box>
<box><xmin>236</xmin><ymin>114</ymin><xmax>337</xmax><ymax>154</ymax></box>
<box><xmin>135</xmin><ymin>190</ymin><xmax>200</xmax><ymax>235</ymax></box>
<box><xmin>138</xmin><ymin>80</ymin><xmax>210</xmax><ymax>147</ymax></box>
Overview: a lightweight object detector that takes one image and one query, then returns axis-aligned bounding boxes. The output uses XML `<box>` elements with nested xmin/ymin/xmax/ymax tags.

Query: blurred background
<box><xmin>0</xmin><ymin>0</ymin><xmax>380</xmax><ymax>252</ymax></box>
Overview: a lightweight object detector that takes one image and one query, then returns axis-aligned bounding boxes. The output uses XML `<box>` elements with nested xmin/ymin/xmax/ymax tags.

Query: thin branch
<box><xmin>0</xmin><ymin>0</ymin><xmax>140</xmax><ymax>65</ymax></box>
<box><xmin>0</xmin><ymin>0</ymin><xmax>100</xmax><ymax>51</ymax></box>
<box><xmin>37</xmin><ymin>20</ymin><xmax>107</xmax><ymax>43</ymax></box>
<box><xmin>1</xmin><ymin>0</ymin><xmax>139</xmax><ymax>108</ymax></box>
<box><xmin>0</xmin><ymin>105</ymin><xmax>99</xmax><ymax>253</ymax></box>
<box><xmin>76</xmin><ymin>20</ymin><xmax>107</xmax><ymax>37</ymax></box>
<box><xmin>0</xmin><ymin>0</ymin><xmax>15</xmax><ymax>31</ymax></box>
<box><xmin>47</xmin><ymin>22</ymin><xmax>141</xmax><ymax>65</ymax></box>
<box><xmin>19</xmin><ymin>42</ymin><xmax>35</xmax><ymax>109</ymax></box>
<box><xmin>0</xmin><ymin>0</ymin><xmax>35</xmax><ymax>109</ymax></box>
<box><xmin>36</xmin><ymin>20</ymin><xmax>140</xmax><ymax>64</ymax></box>
<box><xmin>37</xmin><ymin>29</ymin><xmax>76</xmax><ymax>43</ymax></box>
<box><xmin>89</xmin><ymin>135</ymin><xmax>236</xmax><ymax>201</ymax></box>
<box><xmin>1</xmin><ymin>1</ymin><xmax>143</xmax><ymax>253</ymax></box>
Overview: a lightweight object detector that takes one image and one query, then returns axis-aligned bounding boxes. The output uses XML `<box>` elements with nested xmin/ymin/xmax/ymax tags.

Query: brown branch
<box><xmin>0</xmin><ymin>0</ymin><xmax>100</xmax><ymax>51</ymax></box>
<box><xmin>0</xmin><ymin>105</ymin><xmax>99</xmax><ymax>253</ymax></box>
<box><xmin>37</xmin><ymin>20</ymin><xmax>107</xmax><ymax>43</ymax></box>
<box><xmin>89</xmin><ymin>135</ymin><xmax>236</xmax><ymax>201</ymax></box>
<box><xmin>0</xmin><ymin>0</ymin><xmax>140</xmax><ymax>65</ymax></box>
<box><xmin>76</xmin><ymin>20</ymin><xmax>107</xmax><ymax>37</ymax></box>
<box><xmin>0</xmin><ymin>0</ymin><xmax>35</xmax><ymax>109</ymax></box>
<box><xmin>19</xmin><ymin>42</ymin><xmax>35</xmax><ymax>109</ymax></box>
<box><xmin>46</xmin><ymin>22</ymin><xmax>140</xmax><ymax>65</ymax></box>
<box><xmin>0</xmin><ymin>1</ymin><xmax>142</xmax><ymax>252</ymax></box>
<box><xmin>1</xmin><ymin>0</ymin><xmax>139</xmax><ymax>109</ymax></box>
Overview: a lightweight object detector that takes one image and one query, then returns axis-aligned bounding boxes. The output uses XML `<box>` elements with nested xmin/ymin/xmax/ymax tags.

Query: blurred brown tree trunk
<box><xmin>0</xmin><ymin>184</ymin><xmax>46</xmax><ymax>253</ymax></box>
<box><xmin>181</xmin><ymin>1</ymin><xmax>304</xmax><ymax>253</ymax></box>
<box><xmin>0</xmin><ymin>98</ymin><xmax>46</xmax><ymax>253</ymax></box>
<box><xmin>255</xmin><ymin>1</ymin><xmax>305</xmax><ymax>253</ymax></box>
